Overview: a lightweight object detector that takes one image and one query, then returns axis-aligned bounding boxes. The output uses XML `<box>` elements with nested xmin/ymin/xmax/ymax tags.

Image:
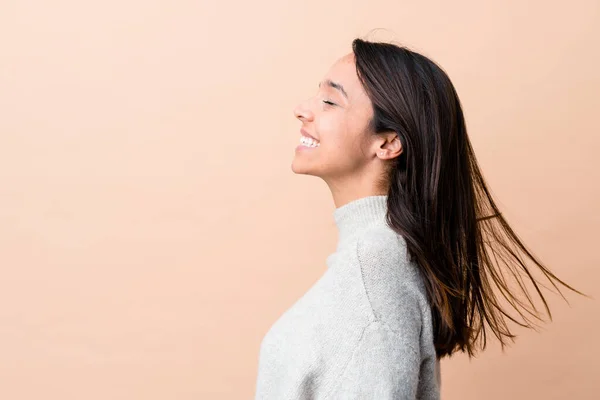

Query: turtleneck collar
<box><xmin>333</xmin><ymin>195</ymin><xmax>389</xmax><ymax>251</ymax></box>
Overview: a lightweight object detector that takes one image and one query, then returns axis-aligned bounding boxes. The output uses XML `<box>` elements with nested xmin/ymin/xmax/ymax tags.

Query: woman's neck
<box><xmin>332</xmin><ymin>194</ymin><xmax>389</xmax><ymax>251</ymax></box>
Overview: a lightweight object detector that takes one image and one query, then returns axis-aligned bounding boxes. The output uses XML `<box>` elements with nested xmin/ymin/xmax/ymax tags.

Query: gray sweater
<box><xmin>254</xmin><ymin>195</ymin><xmax>441</xmax><ymax>399</ymax></box>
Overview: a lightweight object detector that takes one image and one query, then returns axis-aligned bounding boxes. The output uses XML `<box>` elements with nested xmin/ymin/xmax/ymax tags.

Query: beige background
<box><xmin>1</xmin><ymin>1</ymin><xmax>599</xmax><ymax>399</ymax></box>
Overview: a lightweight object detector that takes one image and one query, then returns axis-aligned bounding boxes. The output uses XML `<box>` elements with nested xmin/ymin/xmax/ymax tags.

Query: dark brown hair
<box><xmin>352</xmin><ymin>38</ymin><xmax>590</xmax><ymax>359</ymax></box>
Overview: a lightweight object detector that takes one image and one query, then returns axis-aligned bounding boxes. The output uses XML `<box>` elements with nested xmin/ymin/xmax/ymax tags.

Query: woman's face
<box><xmin>291</xmin><ymin>53</ymin><xmax>377</xmax><ymax>181</ymax></box>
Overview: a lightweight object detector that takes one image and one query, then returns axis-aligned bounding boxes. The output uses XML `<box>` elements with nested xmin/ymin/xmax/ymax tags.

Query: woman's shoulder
<box><xmin>356</xmin><ymin>224</ymin><xmax>430</xmax><ymax>325</ymax></box>
<box><xmin>356</xmin><ymin>223</ymin><xmax>414</xmax><ymax>279</ymax></box>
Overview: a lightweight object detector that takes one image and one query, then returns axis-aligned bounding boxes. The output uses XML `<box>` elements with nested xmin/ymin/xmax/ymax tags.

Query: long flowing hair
<box><xmin>352</xmin><ymin>38</ymin><xmax>590</xmax><ymax>359</ymax></box>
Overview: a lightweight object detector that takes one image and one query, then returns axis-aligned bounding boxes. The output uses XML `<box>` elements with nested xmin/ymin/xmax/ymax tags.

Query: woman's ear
<box><xmin>377</xmin><ymin>132</ymin><xmax>403</xmax><ymax>160</ymax></box>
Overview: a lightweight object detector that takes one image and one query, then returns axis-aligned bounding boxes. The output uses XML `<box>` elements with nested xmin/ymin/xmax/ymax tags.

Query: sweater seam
<box><xmin>355</xmin><ymin>230</ymin><xmax>420</xmax><ymax>325</ymax></box>
<box><xmin>320</xmin><ymin>319</ymin><xmax>373</xmax><ymax>400</ymax></box>
<box><xmin>355</xmin><ymin>231</ymin><xmax>377</xmax><ymax>321</ymax></box>
<box><xmin>320</xmin><ymin>318</ymin><xmax>420</xmax><ymax>400</ymax></box>
<box><xmin>355</xmin><ymin>230</ymin><xmax>423</xmax><ymax>349</ymax></box>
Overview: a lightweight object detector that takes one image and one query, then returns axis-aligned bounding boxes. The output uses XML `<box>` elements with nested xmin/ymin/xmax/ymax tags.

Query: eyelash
<box><xmin>322</xmin><ymin>100</ymin><xmax>336</xmax><ymax>106</ymax></box>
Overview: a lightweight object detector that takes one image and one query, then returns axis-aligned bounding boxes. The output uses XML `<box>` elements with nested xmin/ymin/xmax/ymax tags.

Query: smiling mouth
<box><xmin>299</xmin><ymin>135</ymin><xmax>320</xmax><ymax>148</ymax></box>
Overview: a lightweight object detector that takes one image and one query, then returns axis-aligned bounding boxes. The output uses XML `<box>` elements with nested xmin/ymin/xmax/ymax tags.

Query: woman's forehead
<box><xmin>326</xmin><ymin>53</ymin><xmax>356</xmax><ymax>84</ymax></box>
<box><xmin>324</xmin><ymin>53</ymin><xmax>369</xmax><ymax>105</ymax></box>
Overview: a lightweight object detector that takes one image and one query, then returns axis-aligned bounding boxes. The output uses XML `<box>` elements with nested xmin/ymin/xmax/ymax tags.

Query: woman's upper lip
<box><xmin>301</xmin><ymin>128</ymin><xmax>318</xmax><ymax>141</ymax></box>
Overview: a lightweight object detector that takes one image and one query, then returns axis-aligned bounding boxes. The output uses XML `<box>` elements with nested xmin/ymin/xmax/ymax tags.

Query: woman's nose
<box><xmin>293</xmin><ymin>100</ymin><xmax>314</xmax><ymax>122</ymax></box>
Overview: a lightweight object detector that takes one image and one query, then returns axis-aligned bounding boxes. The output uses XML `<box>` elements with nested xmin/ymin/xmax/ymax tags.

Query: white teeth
<box><xmin>300</xmin><ymin>136</ymin><xmax>320</xmax><ymax>147</ymax></box>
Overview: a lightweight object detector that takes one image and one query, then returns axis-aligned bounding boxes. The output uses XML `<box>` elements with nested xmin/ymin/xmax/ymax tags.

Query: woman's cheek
<box><xmin>318</xmin><ymin>116</ymin><xmax>343</xmax><ymax>143</ymax></box>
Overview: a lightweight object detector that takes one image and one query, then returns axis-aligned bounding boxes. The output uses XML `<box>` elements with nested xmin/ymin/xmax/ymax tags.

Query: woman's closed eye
<box><xmin>322</xmin><ymin>100</ymin><xmax>336</xmax><ymax>106</ymax></box>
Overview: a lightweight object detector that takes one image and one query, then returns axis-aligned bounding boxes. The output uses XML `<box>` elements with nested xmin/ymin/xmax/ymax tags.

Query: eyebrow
<box><xmin>319</xmin><ymin>79</ymin><xmax>348</xmax><ymax>99</ymax></box>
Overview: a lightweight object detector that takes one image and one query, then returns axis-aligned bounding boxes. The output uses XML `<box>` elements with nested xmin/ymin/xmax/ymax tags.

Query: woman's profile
<box><xmin>254</xmin><ymin>38</ymin><xmax>587</xmax><ymax>400</ymax></box>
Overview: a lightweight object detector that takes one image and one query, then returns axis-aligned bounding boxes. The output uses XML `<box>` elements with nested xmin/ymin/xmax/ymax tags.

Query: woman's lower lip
<box><xmin>295</xmin><ymin>144</ymin><xmax>319</xmax><ymax>151</ymax></box>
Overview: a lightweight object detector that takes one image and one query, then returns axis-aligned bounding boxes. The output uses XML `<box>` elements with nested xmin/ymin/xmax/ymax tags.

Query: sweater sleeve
<box><xmin>322</xmin><ymin>229</ymin><xmax>423</xmax><ymax>399</ymax></box>
<box><xmin>323</xmin><ymin>319</ymin><xmax>421</xmax><ymax>399</ymax></box>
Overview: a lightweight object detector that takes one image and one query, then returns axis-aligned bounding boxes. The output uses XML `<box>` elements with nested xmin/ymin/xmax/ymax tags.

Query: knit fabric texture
<box><xmin>254</xmin><ymin>195</ymin><xmax>441</xmax><ymax>399</ymax></box>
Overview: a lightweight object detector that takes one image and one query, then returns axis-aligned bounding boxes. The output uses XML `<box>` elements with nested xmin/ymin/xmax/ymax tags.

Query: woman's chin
<box><xmin>290</xmin><ymin>160</ymin><xmax>314</xmax><ymax>176</ymax></box>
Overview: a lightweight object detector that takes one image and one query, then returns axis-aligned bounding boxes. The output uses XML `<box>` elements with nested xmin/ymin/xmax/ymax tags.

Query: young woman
<box><xmin>254</xmin><ymin>38</ymin><xmax>587</xmax><ymax>400</ymax></box>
